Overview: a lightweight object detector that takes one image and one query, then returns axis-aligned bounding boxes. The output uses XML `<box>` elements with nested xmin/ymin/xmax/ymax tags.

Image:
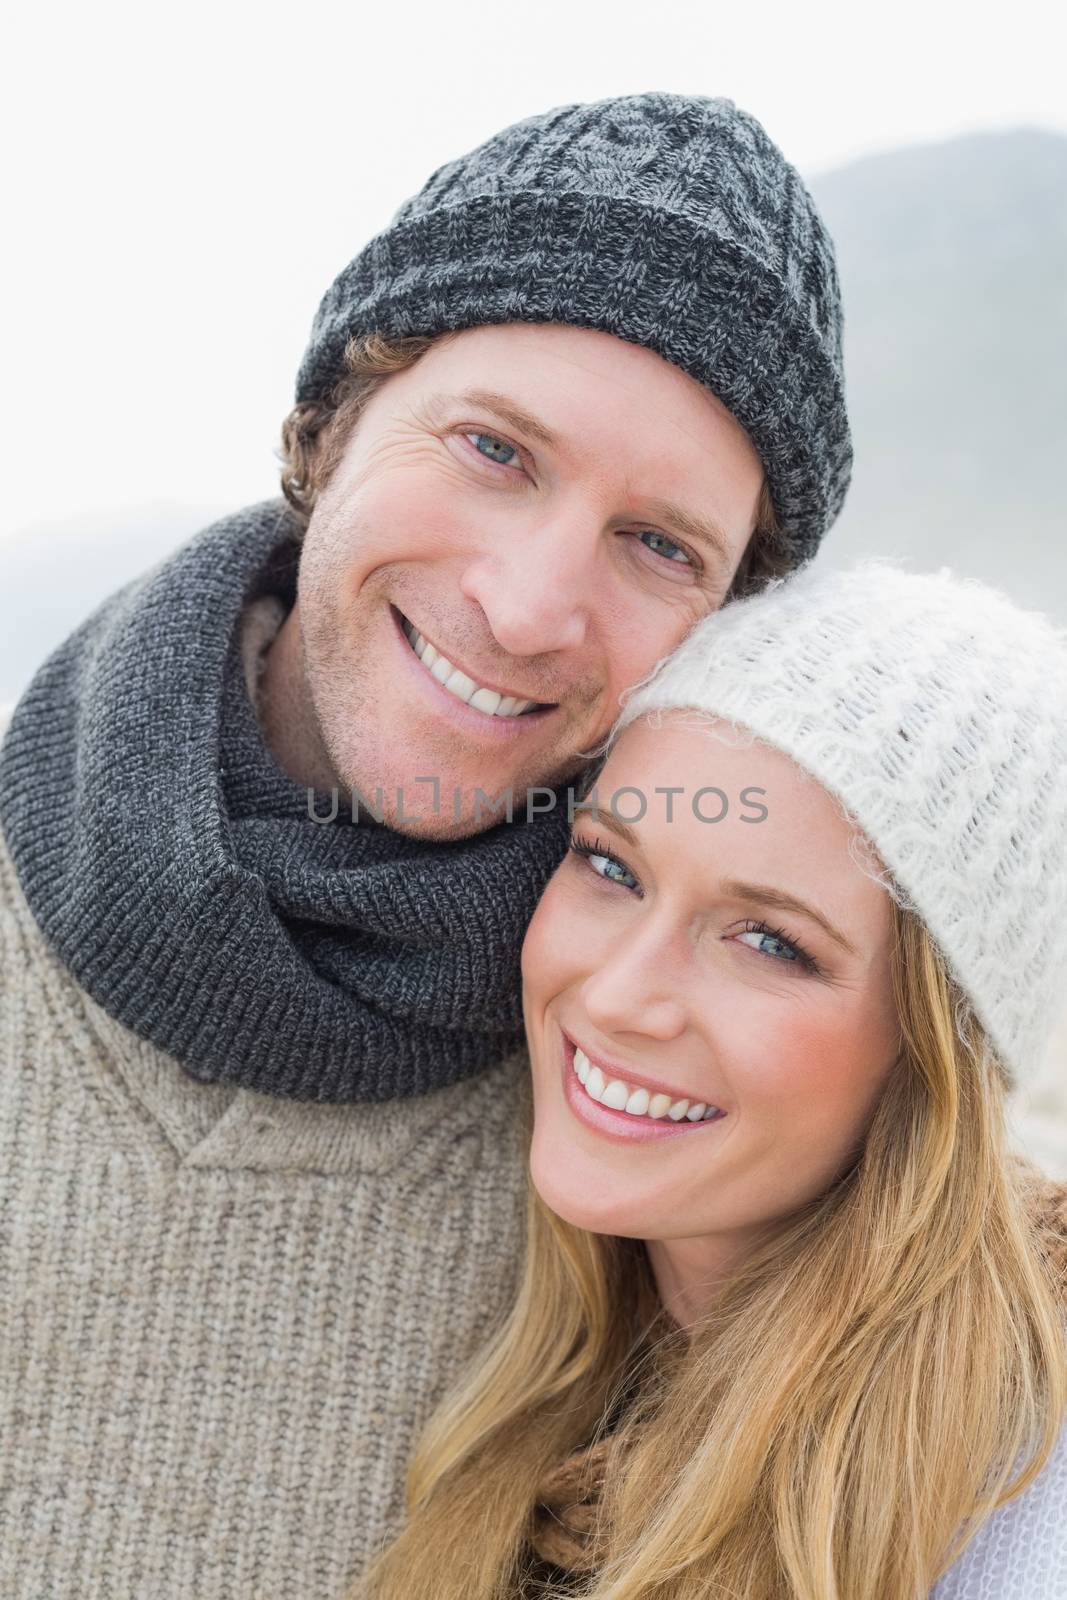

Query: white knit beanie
<box><xmin>612</xmin><ymin>558</ymin><xmax>1067</xmax><ymax>1089</ymax></box>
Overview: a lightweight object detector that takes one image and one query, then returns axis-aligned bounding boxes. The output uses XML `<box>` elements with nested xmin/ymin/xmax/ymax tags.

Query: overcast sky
<box><xmin>4</xmin><ymin>0</ymin><xmax>1063</xmax><ymax>542</ymax></box>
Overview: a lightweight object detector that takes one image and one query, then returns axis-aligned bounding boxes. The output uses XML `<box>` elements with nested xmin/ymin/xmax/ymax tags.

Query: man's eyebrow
<box><xmin>573</xmin><ymin>811</ymin><xmax>858</xmax><ymax>958</ymax></box>
<box><xmin>427</xmin><ymin>388</ymin><xmax>559</xmax><ymax>448</ymax></box>
<box><xmin>719</xmin><ymin>879</ymin><xmax>859</xmax><ymax>958</ymax></box>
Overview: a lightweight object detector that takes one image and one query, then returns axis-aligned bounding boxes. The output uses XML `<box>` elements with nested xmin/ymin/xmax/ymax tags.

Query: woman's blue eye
<box><xmin>469</xmin><ymin>432</ymin><xmax>520</xmax><ymax>468</ymax></box>
<box><xmin>568</xmin><ymin>836</ymin><xmax>640</xmax><ymax>892</ymax></box>
<box><xmin>589</xmin><ymin>852</ymin><xmax>637</xmax><ymax>888</ymax></box>
<box><xmin>737</xmin><ymin>921</ymin><xmax>818</xmax><ymax>975</ymax></box>
<box><xmin>639</xmin><ymin>530</ymin><xmax>692</xmax><ymax>565</ymax></box>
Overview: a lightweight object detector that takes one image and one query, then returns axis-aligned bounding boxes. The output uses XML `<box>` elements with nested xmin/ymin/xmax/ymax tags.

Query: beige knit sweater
<box><xmin>0</xmin><ymin>753</ymin><xmax>529</xmax><ymax>1595</ymax></box>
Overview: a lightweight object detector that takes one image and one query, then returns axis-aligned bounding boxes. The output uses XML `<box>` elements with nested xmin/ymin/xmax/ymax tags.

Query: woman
<box><xmin>359</xmin><ymin>559</ymin><xmax>1067</xmax><ymax>1599</ymax></box>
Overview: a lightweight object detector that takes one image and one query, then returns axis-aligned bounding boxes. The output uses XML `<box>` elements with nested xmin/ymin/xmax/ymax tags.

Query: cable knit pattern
<box><xmin>616</xmin><ymin>558</ymin><xmax>1067</xmax><ymax>1086</ymax></box>
<box><xmin>0</xmin><ymin>803</ymin><xmax>530</xmax><ymax>1596</ymax></box>
<box><xmin>295</xmin><ymin>92</ymin><xmax>850</xmax><ymax>562</ymax></box>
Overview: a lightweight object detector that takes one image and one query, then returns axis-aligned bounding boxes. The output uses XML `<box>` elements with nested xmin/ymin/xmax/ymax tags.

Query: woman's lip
<box><xmin>559</xmin><ymin>1033</ymin><xmax>726</xmax><ymax>1144</ymax></box>
<box><xmin>561</xmin><ymin>1029</ymin><xmax>725</xmax><ymax>1112</ymax></box>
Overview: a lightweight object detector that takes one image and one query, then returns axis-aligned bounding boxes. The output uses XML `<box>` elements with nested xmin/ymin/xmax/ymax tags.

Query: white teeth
<box><xmin>402</xmin><ymin>618</ymin><xmax>539</xmax><ymax>718</ymax></box>
<box><xmin>444</xmin><ymin>668</ymin><xmax>477</xmax><ymax>704</ymax></box>
<box><xmin>572</xmin><ymin>1048</ymin><xmax>721</xmax><ymax>1127</ymax></box>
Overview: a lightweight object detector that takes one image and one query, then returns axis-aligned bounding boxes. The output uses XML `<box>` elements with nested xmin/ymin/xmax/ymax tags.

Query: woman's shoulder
<box><xmin>931</xmin><ymin>1420</ymin><xmax>1067</xmax><ymax>1597</ymax></box>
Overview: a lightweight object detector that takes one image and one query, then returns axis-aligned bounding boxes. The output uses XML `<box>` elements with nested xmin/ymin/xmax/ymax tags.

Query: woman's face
<box><xmin>522</xmin><ymin>716</ymin><xmax>902</xmax><ymax>1277</ymax></box>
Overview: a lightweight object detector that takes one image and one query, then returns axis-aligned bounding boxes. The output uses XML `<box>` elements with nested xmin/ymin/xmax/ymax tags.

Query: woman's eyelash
<box><xmin>568</xmin><ymin>834</ymin><xmax>639</xmax><ymax>885</ymax></box>
<box><xmin>740</xmin><ymin>919</ymin><xmax>820</xmax><ymax>975</ymax></box>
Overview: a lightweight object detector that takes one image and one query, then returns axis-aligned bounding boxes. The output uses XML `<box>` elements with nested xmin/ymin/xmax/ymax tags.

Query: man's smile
<box><xmin>392</xmin><ymin>605</ymin><xmax>559</xmax><ymax>730</ymax></box>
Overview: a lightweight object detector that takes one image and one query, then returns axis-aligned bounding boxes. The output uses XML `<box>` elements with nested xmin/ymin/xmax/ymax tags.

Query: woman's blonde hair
<box><xmin>278</xmin><ymin>332</ymin><xmax>792</xmax><ymax>603</ymax></box>
<box><xmin>356</xmin><ymin>903</ymin><xmax>1067</xmax><ymax>1599</ymax></box>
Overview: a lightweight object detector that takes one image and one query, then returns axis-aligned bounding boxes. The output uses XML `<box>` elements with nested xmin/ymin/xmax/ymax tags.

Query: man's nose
<box><xmin>579</xmin><ymin>921</ymin><xmax>688</xmax><ymax>1043</ymax></box>
<box><xmin>458</xmin><ymin>509</ymin><xmax>596</xmax><ymax>657</ymax></box>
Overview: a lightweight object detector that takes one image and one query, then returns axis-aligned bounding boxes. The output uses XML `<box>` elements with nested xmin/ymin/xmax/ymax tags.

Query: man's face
<box><xmin>294</xmin><ymin>323</ymin><xmax>765</xmax><ymax>837</ymax></box>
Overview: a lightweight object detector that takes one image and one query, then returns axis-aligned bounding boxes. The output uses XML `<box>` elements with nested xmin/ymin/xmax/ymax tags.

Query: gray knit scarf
<box><xmin>0</xmin><ymin>501</ymin><xmax>573</xmax><ymax>1101</ymax></box>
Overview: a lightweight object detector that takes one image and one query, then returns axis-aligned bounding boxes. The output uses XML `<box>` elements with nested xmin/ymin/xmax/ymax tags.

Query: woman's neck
<box><xmin>645</xmin><ymin>1230</ymin><xmax>761</xmax><ymax>1330</ymax></box>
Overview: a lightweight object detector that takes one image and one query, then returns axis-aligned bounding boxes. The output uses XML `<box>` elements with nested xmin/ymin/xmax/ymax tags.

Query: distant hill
<box><xmin>2</xmin><ymin>127</ymin><xmax>1065</xmax><ymax>704</ymax></box>
<box><xmin>810</xmin><ymin>128</ymin><xmax>1067</xmax><ymax>614</ymax></box>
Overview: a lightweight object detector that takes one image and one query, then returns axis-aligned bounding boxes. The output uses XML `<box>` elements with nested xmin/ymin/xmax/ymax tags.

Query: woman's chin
<box><xmin>529</xmin><ymin>1141</ymin><xmax>645</xmax><ymax>1238</ymax></box>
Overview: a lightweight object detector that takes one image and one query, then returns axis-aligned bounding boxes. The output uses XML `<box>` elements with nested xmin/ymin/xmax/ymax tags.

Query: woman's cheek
<box><xmin>748</xmin><ymin>1009</ymin><xmax>879</xmax><ymax>1132</ymax></box>
<box><xmin>522</xmin><ymin>876</ymin><xmax>594</xmax><ymax>998</ymax></box>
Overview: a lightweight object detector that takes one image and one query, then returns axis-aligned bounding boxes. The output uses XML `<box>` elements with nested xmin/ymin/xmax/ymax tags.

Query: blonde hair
<box><xmin>356</xmin><ymin>903</ymin><xmax>1067</xmax><ymax>1599</ymax></box>
<box><xmin>278</xmin><ymin>332</ymin><xmax>791</xmax><ymax>603</ymax></box>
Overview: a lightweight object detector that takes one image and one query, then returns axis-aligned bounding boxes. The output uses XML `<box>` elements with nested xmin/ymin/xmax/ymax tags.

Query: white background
<box><xmin>4</xmin><ymin>0</ymin><xmax>1064</xmax><ymax>538</ymax></box>
<box><xmin>3</xmin><ymin>0</ymin><xmax>1067</xmax><ymax>1168</ymax></box>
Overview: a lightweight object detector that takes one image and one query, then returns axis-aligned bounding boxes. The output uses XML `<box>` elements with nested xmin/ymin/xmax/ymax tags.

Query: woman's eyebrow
<box><xmin>719</xmin><ymin>879</ymin><xmax>858</xmax><ymax>957</ymax></box>
<box><xmin>574</xmin><ymin>809</ymin><xmax>639</xmax><ymax>847</ymax></box>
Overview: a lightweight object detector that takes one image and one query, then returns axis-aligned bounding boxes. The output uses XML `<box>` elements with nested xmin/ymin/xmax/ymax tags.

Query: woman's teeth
<box><xmin>572</xmin><ymin>1047</ymin><xmax>723</xmax><ymax>1123</ymax></box>
<box><xmin>401</xmin><ymin>618</ymin><xmax>538</xmax><ymax>717</ymax></box>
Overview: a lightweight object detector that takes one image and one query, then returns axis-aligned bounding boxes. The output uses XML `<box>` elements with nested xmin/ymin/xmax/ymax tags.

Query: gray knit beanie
<box><xmin>295</xmin><ymin>92</ymin><xmax>851</xmax><ymax>565</ymax></box>
<box><xmin>613</xmin><ymin>559</ymin><xmax>1067</xmax><ymax>1089</ymax></box>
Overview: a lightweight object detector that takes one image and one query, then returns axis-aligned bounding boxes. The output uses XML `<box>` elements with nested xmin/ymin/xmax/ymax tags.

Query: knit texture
<box><xmin>296</xmin><ymin>91</ymin><xmax>850</xmax><ymax>563</ymax></box>
<box><xmin>0</xmin><ymin>708</ymin><xmax>531</xmax><ymax>1597</ymax></box>
<box><xmin>0</xmin><ymin>501</ymin><xmax>572</xmax><ymax>1102</ymax></box>
<box><xmin>615</xmin><ymin>558</ymin><xmax>1067</xmax><ymax>1086</ymax></box>
<box><xmin>527</xmin><ymin>1171</ymin><xmax>1067</xmax><ymax>1594</ymax></box>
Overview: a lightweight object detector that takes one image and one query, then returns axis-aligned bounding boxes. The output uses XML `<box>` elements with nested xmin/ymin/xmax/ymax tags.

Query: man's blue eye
<box><xmin>471</xmin><ymin>433</ymin><xmax>519</xmax><ymax>467</ymax></box>
<box><xmin>639</xmin><ymin>530</ymin><xmax>692</xmax><ymax>565</ymax></box>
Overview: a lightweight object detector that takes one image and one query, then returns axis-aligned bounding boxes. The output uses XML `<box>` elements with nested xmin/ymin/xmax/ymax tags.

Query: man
<box><xmin>0</xmin><ymin>93</ymin><xmax>849</xmax><ymax>1594</ymax></box>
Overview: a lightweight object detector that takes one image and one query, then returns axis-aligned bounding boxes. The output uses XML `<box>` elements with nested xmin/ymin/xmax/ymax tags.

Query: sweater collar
<box><xmin>0</xmin><ymin>500</ymin><xmax>572</xmax><ymax>1102</ymax></box>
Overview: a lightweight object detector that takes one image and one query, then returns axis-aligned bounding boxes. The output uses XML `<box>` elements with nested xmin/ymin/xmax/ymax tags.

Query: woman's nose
<box><xmin>579</xmin><ymin>927</ymin><xmax>689</xmax><ymax>1043</ymax></box>
<box><xmin>458</xmin><ymin>511</ymin><xmax>596</xmax><ymax>657</ymax></box>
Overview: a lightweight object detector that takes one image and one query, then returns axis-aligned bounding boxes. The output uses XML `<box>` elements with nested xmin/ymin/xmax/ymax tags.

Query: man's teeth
<box><xmin>401</xmin><ymin>618</ymin><xmax>537</xmax><ymax>717</ymax></box>
<box><xmin>572</xmin><ymin>1047</ymin><xmax>723</xmax><ymax>1123</ymax></box>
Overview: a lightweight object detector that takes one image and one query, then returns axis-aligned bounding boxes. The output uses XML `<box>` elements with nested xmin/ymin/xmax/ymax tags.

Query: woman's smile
<box><xmin>559</xmin><ymin>1028</ymin><xmax>727</xmax><ymax>1144</ymax></box>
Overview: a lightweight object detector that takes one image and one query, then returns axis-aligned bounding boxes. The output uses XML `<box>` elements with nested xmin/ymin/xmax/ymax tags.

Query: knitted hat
<box><xmin>612</xmin><ymin>559</ymin><xmax>1067</xmax><ymax>1088</ymax></box>
<box><xmin>295</xmin><ymin>92</ymin><xmax>850</xmax><ymax>566</ymax></box>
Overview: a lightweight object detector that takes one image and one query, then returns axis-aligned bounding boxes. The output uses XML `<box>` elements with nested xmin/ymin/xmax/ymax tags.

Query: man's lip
<box><xmin>393</xmin><ymin>606</ymin><xmax>557</xmax><ymax>708</ymax></box>
<box><xmin>562</xmin><ymin>1029</ymin><xmax>726</xmax><ymax>1112</ymax></box>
